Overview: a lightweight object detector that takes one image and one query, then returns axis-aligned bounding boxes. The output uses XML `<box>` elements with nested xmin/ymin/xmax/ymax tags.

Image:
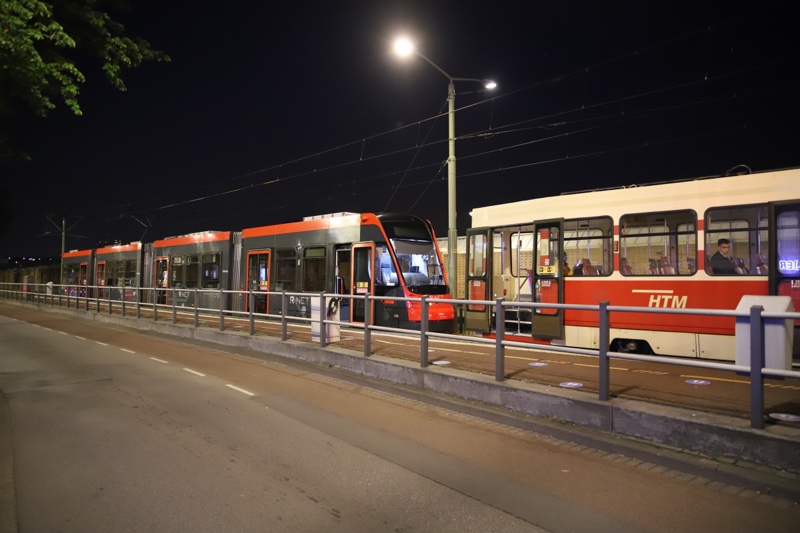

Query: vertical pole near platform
<box><xmin>249</xmin><ymin>289</ymin><xmax>255</xmax><ymax>336</ymax></box>
<box><xmin>420</xmin><ymin>296</ymin><xmax>429</xmax><ymax>367</ymax></box>
<box><xmin>749</xmin><ymin>305</ymin><xmax>765</xmax><ymax>429</ymax></box>
<box><xmin>219</xmin><ymin>288</ymin><xmax>225</xmax><ymax>331</ymax></box>
<box><xmin>598</xmin><ymin>301</ymin><xmax>610</xmax><ymax>401</ymax></box>
<box><xmin>319</xmin><ymin>293</ymin><xmax>327</xmax><ymax>348</ymax></box>
<box><xmin>363</xmin><ymin>295</ymin><xmax>371</xmax><ymax>358</ymax></box>
<box><xmin>281</xmin><ymin>291</ymin><xmax>288</xmax><ymax>341</ymax></box>
<box><xmin>495</xmin><ymin>298</ymin><xmax>505</xmax><ymax>382</ymax></box>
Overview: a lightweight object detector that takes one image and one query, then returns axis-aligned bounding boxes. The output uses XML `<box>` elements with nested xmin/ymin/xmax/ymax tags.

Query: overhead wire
<box><xmin>82</xmin><ymin>4</ymin><xmax>796</xmax><ymax>235</ymax></box>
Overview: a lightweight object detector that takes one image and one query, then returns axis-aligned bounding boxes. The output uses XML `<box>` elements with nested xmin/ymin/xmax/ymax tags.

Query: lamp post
<box><xmin>394</xmin><ymin>38</ymin><xmax>496</xmax><ymax>297</ymax></box>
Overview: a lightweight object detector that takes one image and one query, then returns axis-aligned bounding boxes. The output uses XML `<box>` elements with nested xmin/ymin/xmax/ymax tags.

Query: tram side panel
<box><xmin>239</xmin><ymin>218</ymin><xmax>362</xmax><ymax>319</ymax></box>
<box><xmin>238</xmin><ymin>212</ymin><xmax>453</xmax><ymax>332</ymax></box>
<box><xmin>468</xmin><ymin>168</ymin><xmax>800</xmax><ymax>361</ymax></box>
<box><xmin>61</xmin><ymin>249</ymin><xmax>95</xmax><ymax>297</ymax></box>
<box><xmin>94</xmin><ymin>243</ymin><xmax>144</xmax><ymax>301</ymax></box>
<box><xmin>150</xmin><ymin>232</ymin><xmax>234</xmax><ymax>310</ymax></box>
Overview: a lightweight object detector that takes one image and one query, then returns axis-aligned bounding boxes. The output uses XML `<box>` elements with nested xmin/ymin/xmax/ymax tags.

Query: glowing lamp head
<box><xmin>394</xmin><ymin>38</ymin><xmax>415</xmax><ymax>58</ymax></box>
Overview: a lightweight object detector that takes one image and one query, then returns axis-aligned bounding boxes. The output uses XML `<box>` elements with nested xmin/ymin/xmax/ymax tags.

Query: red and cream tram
<box><xmin>465</xmin><ymin>167</ymin><xmax>800</xmax><ymax>360</ymax></box>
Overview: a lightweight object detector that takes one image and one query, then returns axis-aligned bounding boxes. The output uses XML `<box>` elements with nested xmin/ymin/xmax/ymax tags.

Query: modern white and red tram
<box><xmin>60</xmin><ymin>212</ymin><xmax>454</xmax><ymax>332</ymax></box>
<box><xmin>238</xmin><ymin>212</ymin><xmax>453</xmax><ymax>331</ymax></box>
<box><xmin>465</xmin><ymin>167</ymin><xmax>800</xmax><ymax>361</ymax></box>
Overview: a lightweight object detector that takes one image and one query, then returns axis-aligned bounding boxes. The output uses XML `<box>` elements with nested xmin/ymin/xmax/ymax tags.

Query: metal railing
<box><xmin>2</xmin><ymin>282</ymin><xmax>798</xmax><ymax>429</ymax></box>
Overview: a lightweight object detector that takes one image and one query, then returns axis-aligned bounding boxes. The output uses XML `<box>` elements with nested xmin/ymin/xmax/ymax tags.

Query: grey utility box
<box><xmin>735</xmin><ymin>295</ymin><xmax>793</xmax><ymax>370</ymax></box>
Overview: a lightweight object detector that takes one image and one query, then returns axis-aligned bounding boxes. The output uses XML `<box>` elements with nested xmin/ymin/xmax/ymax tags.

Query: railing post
<box><xmin>318</xmin><ymin>292</ymin><xmax>327</xmax><ymax>347</ymax></box>
<box><xmin>281</xmin><ymin>291</ymin><xmax>288</xmax><ymax>341</ymax></box>
<box><xmin>248</xmin><ymin>289</ymin><xmax>255</xmax><ymax>335</ymax></box>
<box><xmin>363</xmin><ymin>294</ymin><xmax>371</xmax><ymax>358</ymax></box>
<box><xmin>495</xmin><ymin>298</ymin><xmax>505</xmax><ymax>381</ymax></box>
<box><xmin>598</xmin><ymin>301</ymin><xmax>611</xmax><ymax>401</ymax></box>
<box><xmin>152</xmin><ymin>288</ymin><xmax>158</xmax><ymax>321</ymax></box>
<box><xmin>219</xmin><ymin>288</ymin><xmax>225</xmax><ymax>331</ymax></box>
<box><xmin>749</xmin><ymin>305</ymin><xmax>765</xmax><ymax>429</ymax></box>
<box><xmin>172</xmin><ymin>288</ymin><xmax>177</xmax><ymax>324</ymax></box>
<box><xmin>420</xmin><ymin>296</ymin><xmax>429</xmax><ymax>367</ymax></box>
<box><xmin>194</xmin><ymin>288</ymin><xmax>200</xmax><ymax>327</ymax></box>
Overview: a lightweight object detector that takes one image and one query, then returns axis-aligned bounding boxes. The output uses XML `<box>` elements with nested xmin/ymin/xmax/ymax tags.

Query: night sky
<box><xmin>2</xmin><ymin>1</ymin><xmax>799</xmax><ymax>258</ymax></box>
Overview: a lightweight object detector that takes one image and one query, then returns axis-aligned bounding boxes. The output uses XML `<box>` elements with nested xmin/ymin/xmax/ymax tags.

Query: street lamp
<box><xmin>394</xmin><ymin>38</ymin><xmax>496</xmax><ymax>298</ymax></box>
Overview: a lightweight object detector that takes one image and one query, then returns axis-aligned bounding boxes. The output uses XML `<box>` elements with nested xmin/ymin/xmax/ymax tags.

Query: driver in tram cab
<box><xmin>709</xmin><ymin>238</ymin><xmax>738</xmax><ymax>275</ymax></box>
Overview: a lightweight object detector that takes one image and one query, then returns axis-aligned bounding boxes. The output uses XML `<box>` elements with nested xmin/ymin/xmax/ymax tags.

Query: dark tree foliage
<box><xmin>0</xmin><ymin>0</ymin><xmax>170</xmax><ymax>157</ymax></box>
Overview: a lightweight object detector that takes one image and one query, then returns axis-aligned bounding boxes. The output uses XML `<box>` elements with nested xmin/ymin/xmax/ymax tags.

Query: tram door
<box><xmin>78</xmin><ymin>262</ymin><xmax>89</xmax><ymax>297</ymax></box>
<box><xmin>465</xmin><ymin>227</ymin><xmax>493</xmax><ymax>331</ymax></box>
<box><xmin>770</xmin><ymin>200</ymin><xmax>800</xmax><ymax>354</ymax></box>
<box><xmin>350</xmin><ymin>243</ymin><xmax>375</xmax><ymax>324</ymax></box>
<box><xmin>96</xmin><ymin>261</ymin><xmax>107</xmax><ymax>299</ymax></box>
<box><xmin>154</xmin><ymin>257</ymin><xmax>169</xmax><ymax>304</ymax></box>
<box><xmin>246</xmin><ymin>250</ymin><xmax>270</xmax><ymax>313</ymax></box>
<box><xmin>531</xmin><ymin>219</ymin><xmax>564</xmax><ymax>339</ymax></box>
<box><xmin>335</xmin><ymin>247</ymin><xmax>351</xmax><ymax>321</ymax></box>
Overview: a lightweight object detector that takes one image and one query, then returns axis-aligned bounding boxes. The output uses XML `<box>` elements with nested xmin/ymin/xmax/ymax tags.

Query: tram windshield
<box><xmin>390</xmin><ymin>239</ymin><xmax>446</xmax><ymax>292</ymax></box>
<box><xmin>379</xmin><ymin>215</ymin><xmax>449</xmax><ymax>294</ymax></box>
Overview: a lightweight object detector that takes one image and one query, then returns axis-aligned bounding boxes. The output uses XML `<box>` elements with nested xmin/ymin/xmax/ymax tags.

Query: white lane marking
<box><xmin>75</xmin><ymin>335</ymin><xmax>86</xmax><ymax>340</ymax></box>
<box><xmin>59</xmin><ymin>331</ymin><xmax>67</xmax><ymax>335</ymax></box>
<box><xmin>96</xmin><ymin>341</ymin><xmax>108</xmax><ymax>346</ymax></box>
<box><xmin>225</xmin><ymin>384</ymin><xmax>255</xmax><ymax>396</ymax></box>
<box><xmin>183</xmin><ymin>368</ymin><xmax>206</xmax><ymax>377</ymax></box>
<box><xmin>120</xmin><ymin>348</ymin><xmax>135</xmax><ymax>354</ymax></box>
<box><xmin>150</xmin><ymin>357</ymin><xmax>169</xmax><ymax>364</ymax></box>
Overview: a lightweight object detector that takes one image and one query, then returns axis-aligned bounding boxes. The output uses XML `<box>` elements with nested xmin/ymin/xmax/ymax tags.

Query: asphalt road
<box><xmin>1</xmin><ymin>307</ymin><xmax>799</xmax><ymax>532</ymax></box>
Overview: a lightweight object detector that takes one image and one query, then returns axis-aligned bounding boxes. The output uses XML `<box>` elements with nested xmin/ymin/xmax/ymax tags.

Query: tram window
<box><xmin>619</xmin><ymin>210</ymin><xmax>696</xmax><ymax>275</ymax></box>
<box><xmin>184</xmin><ymin>255</ymin><xmax>199</xmax><ymax>288</ymax></box>
<box><xmin>563</xmin><ymin>217</ymin><xmax>612</xmax><ymax>276</ymax></box>
<box><xmin>392</xmin><ymin>240</ymin><xmax>442</xmax><ymax>286</ymax></box>
<box><xmin>469</xmin><ymin>234</ymin><xmax>489</xmax><ymax>277</ymax></box>
<box><xmin>776</xmin><ymin>209</ymin><xmax>800</xmax><ymax>276</ymax></box>
<box><xmin>202</xmin><ymin>253</ymin><xmax>221</xmax><ymax>288</ymax></box>
<box><xmin>63</xmin><ymin>263</ymin><xmax>79</xmax><ymax>285</ymax></box>
<box><xmin>124</xmin><ymin>260</ymin><xmax>137</xmax><ymax>286</ymax></box>
<box><xmin>115</xmin><ymin>260</ymin><xmax>125</xmax><ymax>285</ymax></box>
<box><xmin>302</xmin><ymin>247</ymin><xmax>326</xmax><ymax>291</ymax></box>
<box><xmin>706</xmin><ymin>204</ymin><xmax>769</xmax><ymax>275</ymax></box>
<box><xmin>508</xmin><ymin>232</ymin><xmax>534</xmax><ymax>279</ymax></box>
<box><xmin>276</xmin><ymin>249</ymin><xmax>296</xmax><ymax>291</ymax></box>
<box><xmin>374</xmin><ymin>246</ymin><xmax>398</xmax><ymax>286</ymax></box>
<box><xmin>171</xmin><ymin>255</ymin><xmax>184</xmax><ymax>287</ymax></box>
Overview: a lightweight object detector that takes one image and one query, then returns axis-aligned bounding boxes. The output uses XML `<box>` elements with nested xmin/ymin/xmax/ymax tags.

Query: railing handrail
<box><xmin>2</xmin><ymin>281</ymin><xmax>797</xmax><ymax>429</ymax></box>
